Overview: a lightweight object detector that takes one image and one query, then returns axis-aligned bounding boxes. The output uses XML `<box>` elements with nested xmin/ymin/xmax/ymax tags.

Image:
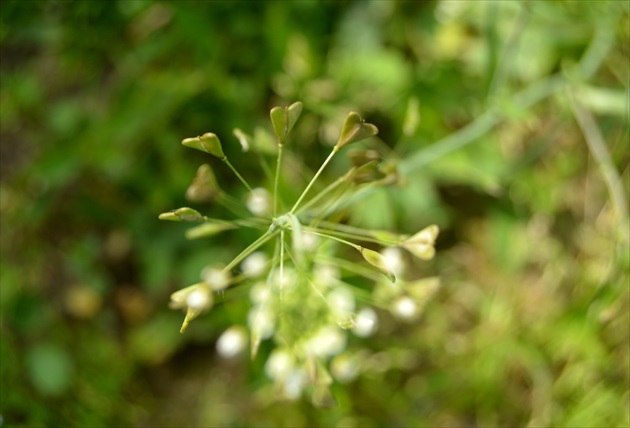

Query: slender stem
<box><xmin>306</xmin><ymin>230</ymin><xmax>359</xmax><ymax>250</ymax></box>
<box><xmin>295</xmin><ymin>174</ymin><xmax>346</xmax><ymax>215</ymax></box>
<box><xmin>318</xmin><ymin>255</ymin><xmax>383</xmax><ymax>283</ymax></box>
<box><xmin>273</xmin><ymin>144</ymin><xmax>283</xmax><ymax>216</ymax></box>
<box><xmin>290</xmin><ymin>147</ymin><xmax>339</xmax><ymax>214</ymax></box>
<box><xmin>217</xmin><ymin>192</ymin><xmax>250</xmax><ymax>218</ymax></box>
<box><xmin>283</xmin><ymin>245</ymin><xmax>329</xmax><ymax>305</ymax></box>
<box><xmin>400</xmin><ymin>10</ymin><xmax>616</xmax><ymax>176</ymax></box>
<box><xmin>279</xmin><ymin>230</ymin><xmax>285</xmax><ymax>300</ymax></box>
<box><xmin>568</xmin><ymin>90</ymin><xmax>629</xmax><ymax>231</ymax></box>
<box><xmin>222</xmin><ymin>230</ymin><xmax>278</xmax><ymax>273</ymax></box>
<box><xmin>222</xmin><ymin>157</ymin><xmax>254</xmax><ymax>193</ymax></box>
<box><xmin>487</xmin><ymin>3</ymin><xmax>528</xmax><ymax>98</ymax></box>
<box><xmin>303</xmin><ymin>225</ymin><xmax>397</xmax><ymax>247</ymax></box>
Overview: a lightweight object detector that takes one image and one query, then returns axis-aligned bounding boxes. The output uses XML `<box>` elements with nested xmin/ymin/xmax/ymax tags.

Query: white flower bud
<box><xmin>331</xmin><ymin>353</ymin><xmax>360</xmax><ymax>383</ymax></box>
<box><xmin>283</xmin><ymin>369</ymin><xmax>307</xmax><ymax>400</ymax></box>
<box><xmin>271</xmin><ymin>267</ymin><xmax>297</xmax><ymax>291</ymax></box>
<box><xmin>186</xmin><ymin>287</ymin><xmax>212</xmax><ymax>310</ymax></box>
<box><xmin>249</xmin><ymin>282</ymin><xmax>272</xmax><ymax>305</ymax></box>
<box><xmin>248</xmin><ymin>306</ymin><xmax>275</xmax><ymax>339</ymax></box>
<box><xmin>265</xmin><ymin>348</ymin><xmax>294</xmax><ymax>380</ymax></box>
<box><xmin>201</xmin><ymin>265</ymin><xmax>231</xmax><ymax>291</ymax></box>
<box><xmin>314</xmin><ymin>264</ymin><xmax>340</xmax><ymax>287</ymax></box>
<box><xmin>216</xmin><ymin>326</ymin><xmax>248</xmax><ymax>358</ymax></box>
<box><xmin>353</xmin><ymin>307</ymin><xmax>378</xmax><ymax>337</ymax></box>
<box><xmin>301</xmin><ymin>232</ymin><xmax>320</xmax><ymax>251</ymax></box>
<box><xmin>327</xmin><ymin>286</ymin><xmax>355</xmax><ymax>316</ymax></box>
<box><xmin>381</xmin><ymin>247</ymin><xmax>405</xmax><ymax>276</ymax></box>
<box><xmin>241</xmin><ymin>252</ymin><xmax>269</xmax><ymax>278</ymax></box>
<box><xmin>305</xmin><ymin>325</ymin><xmax>347</xmax><ymax>358</ymax></box>
<box><xmin>246</xmin><ymin>187</ymin><xmax>271</xmax><ymax>217</ymax></box>
<box><xmin>392</xmin><ymin>296</ymin><xmax>418</xmax><ymax>320</ymax></box>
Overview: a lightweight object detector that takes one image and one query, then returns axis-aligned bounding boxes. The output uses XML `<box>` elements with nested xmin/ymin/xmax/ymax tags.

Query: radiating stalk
<box><xmin>290</xmin><ymin>147</ymin><xmax>338</xmax><ymax>214</ymax></box>
<box><xmin>222</xmin><ymin>157</ymin><xmax>254</xmax><ymax>193</ymax></box>
<box><xmin>273</xmin><ymin>144</ymin><xmax>283</xmax><ymax>216</ymax></box>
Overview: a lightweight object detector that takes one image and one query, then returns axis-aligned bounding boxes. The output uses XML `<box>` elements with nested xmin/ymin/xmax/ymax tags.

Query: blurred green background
<box><xmin>1</xmin><ymin>1</ymin><xmax>628</xmax><ymax>426</ymax></box>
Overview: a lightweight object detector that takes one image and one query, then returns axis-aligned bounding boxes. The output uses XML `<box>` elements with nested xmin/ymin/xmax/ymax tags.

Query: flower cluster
<box><xmin>160</xmin><ymin>102</ymin><xmax>439</xmax><ymax>404</ymax></box>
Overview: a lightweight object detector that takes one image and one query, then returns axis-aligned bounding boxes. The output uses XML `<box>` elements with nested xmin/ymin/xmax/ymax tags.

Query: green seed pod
<box><xmin>358</xmin><ymin>246</ymin><xmax>396</xmax><ymax>283</ymax></box>
<box><xmin>186</xmin><ymin>164</ymin><xmax>220</xmax><ymax>203</ymax></box>
<box><xmin>270</xmin><ymin>101</ymin><xmax>303</xmax><ymax>144</ymax></box>
<box><xmin>336</xmin><ymin>112</ymin><xmax>378</xmax><ymax>149</ymax></box>
<box><xmin>403</xmin><ymin>224</ymin><xmax>439</xmax><ymax>260</ymax></box>
<box><xmin>181</xmin><ymin>132</ymin><xmax>225</xmax><ymax>158</ymax></box>
<box><xmin>158</xmin><ymin>207</ymin><xmax>205</xmax><ymax>222</ymax></box>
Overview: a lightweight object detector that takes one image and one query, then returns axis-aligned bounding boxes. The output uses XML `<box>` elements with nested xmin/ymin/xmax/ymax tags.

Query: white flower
<box><xmin>265</xmin><ymin>348</ymin><xmax>295</xmax><ymax>380</ymax></box>
<box><xmin>283</xmin><ymin>368</ymin><xmax>307</xmax><ymax>400</ymax></box>
<box><xmin>247</xmin><ymin>305</ymin><xmax>275</xmax><ymax>339</ymax></box>
<box><xmin>381</xmin><ymin>247</ymin><xmax>405</xmax><ymax>276</ymax></box>
<box><xmin>304</xmin><ymin>325</ymin><xmax>347</xmax><ymax>358</ymax></box>
<box><xmin>241</xmin><ymin>251</ymin><xmax>269</xmax><ymax>278</ymax></box>
<box><xmin>326</xmin><ymin>286</ymin><xmax>355</xmax><ymax>316</ymax></box>
<box><xmin>353</xmin><ymin>307</ymin><xmax>378</xmax><ymax>337</ymax></box>
<box><xmin>392</xmin><ymin>296</ymin><xmax>418</xmax><ymax>320</ymax></box>
<box><xmin>301</xmin><ymin>232</ymin><xmax>320</xmax><ymax>251</ymax></box>
<box><xmin>201</xmin><ymin>265</ymin><xmax>231</xmax><ymax>290</ymax></box>
<box><xmin>246</xmin><ymin>187</ymin><xmax>271</xmax><ymax>217</ymax></box>
<box><xmin>216</xmin><ymin>326</ymin><xmax>248</xmax><ymax>358</ymax></box>
<box><xmin>331</xmin><ymin>353</ymin><xmax>360</xmax><ymax>383</ymax></box>
<box><xmin>249</xmin><ymin>282</ymin><xmax>272</xmax><ymax>305</ymax></box>
<box><xmin>314</xmin><ymin>263</ymin><xmax>340</xmax><ymax>287</ymax></box>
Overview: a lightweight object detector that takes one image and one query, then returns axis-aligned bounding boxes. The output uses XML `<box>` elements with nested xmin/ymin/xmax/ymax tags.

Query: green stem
<box><xmin>400</xmin><ymin>11</ymin><xmax>616</xmax><ymax>176</ymax></box>
<box><xmin>568</xmin><ymin>90</ymin><xmax>629</xmax><ymax>230</ymax></box>
<box><xmin>295</xmin><ymin>173</ymin><xmax>346</xmax><ymax>216</ymax></box>
<box><xmin>223</xmin><ymin>230</ymin><xmax>278</xmax><ymax>273</ymax></box>
<box><xmin>290</xmin><ymin>147</ymin><xmax>339</xmax><ymax>214</ymax></box>
<box><xmin>222</xmin><ymin>157</ymin><xmax>254</xmax><ymax>193</ymax></box>
<box><xmin>303</xmin><ymin>225</ymin><xmax>397</xmax><ymax>247</ymax></box>
<box><xmin>306</xmin><ymin>230</ymin><xmax>359</xmax><ymax>250</ymax></box>
<box><xmin>273</xmin><ymin>144</ymin><xmax>283</xmax><ymax>216</ymax></box>
<box><xmin>279</xmin><ymin>229</ymin><xmax>285</xmax><ymax>299</ymax></box>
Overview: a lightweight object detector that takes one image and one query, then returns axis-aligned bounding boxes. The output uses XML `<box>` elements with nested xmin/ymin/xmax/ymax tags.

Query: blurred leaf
<box><xmin>26</xmin><ymin>343</ymin><xmax>74</xmax><ymax>396</ymax></box>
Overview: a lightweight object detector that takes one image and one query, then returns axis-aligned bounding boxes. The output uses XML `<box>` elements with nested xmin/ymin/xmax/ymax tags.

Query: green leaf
<box><xmin>26</xmin><ymin>343</ymin><xmax>74</xmax><ymax>396</ymax></box>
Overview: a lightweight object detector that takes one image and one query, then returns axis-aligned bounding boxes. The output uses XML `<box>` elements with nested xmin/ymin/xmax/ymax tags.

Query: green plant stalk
<box><xmin>295</xmin><ymin>174</ymin><xmax>347</xmax><ymax>216</ymax></box>
<box><xmin>290</xmin><ymin>147</ymin><xmax>339</xmax><ymax>214</ymax></box>
<box><xmin>317</xmin><ymin>255</ymin><xmax>384</xmax><ymax>284</ymax></box>
<box><xmin>279</xmin><ymin>229</ymin><xmax>286</xmax><ymax>299</ymax></box>
<box><xmin>222</xmin><ymin>157</ymin><xmax>254</xmax><ymax>193</ymax></box>
<box><xmin>222</xmin><ymin>229</ymin><xmax>279</xmax><ymax>273</ymax></box>
<box><xmin>568</xmin><ymin>90</ymin><xmax>629</xmax><ymax>234</ymax></box>
<box><xmin>306</xmin><ymin>230</ymin><xmax>359</xmax><ymax>251</ymax></box>
<box><xmin>273</xmin><ymin>143</ymin><xmax>283</xmax><ymax>217</ymax></box>
<box><xmin>282</xmin><ymin>244</ymin><xmax>329</xmax><ymax>305</ymax></box>
<box><xmin>400</xmin><ymin>12</ymin><xmax>616</xmax><ymax>176</ymax></box>
<box><xmin>303</xmin><ymin>226</ymin><xmax>396</xmax><ymax>247</ymax></box>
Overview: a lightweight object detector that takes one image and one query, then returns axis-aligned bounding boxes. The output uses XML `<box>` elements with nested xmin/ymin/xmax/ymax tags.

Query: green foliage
<box><xmin>1</xmin><ymin>0</ymin><xmax>628</xmax><ymax>426</ymax></box>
